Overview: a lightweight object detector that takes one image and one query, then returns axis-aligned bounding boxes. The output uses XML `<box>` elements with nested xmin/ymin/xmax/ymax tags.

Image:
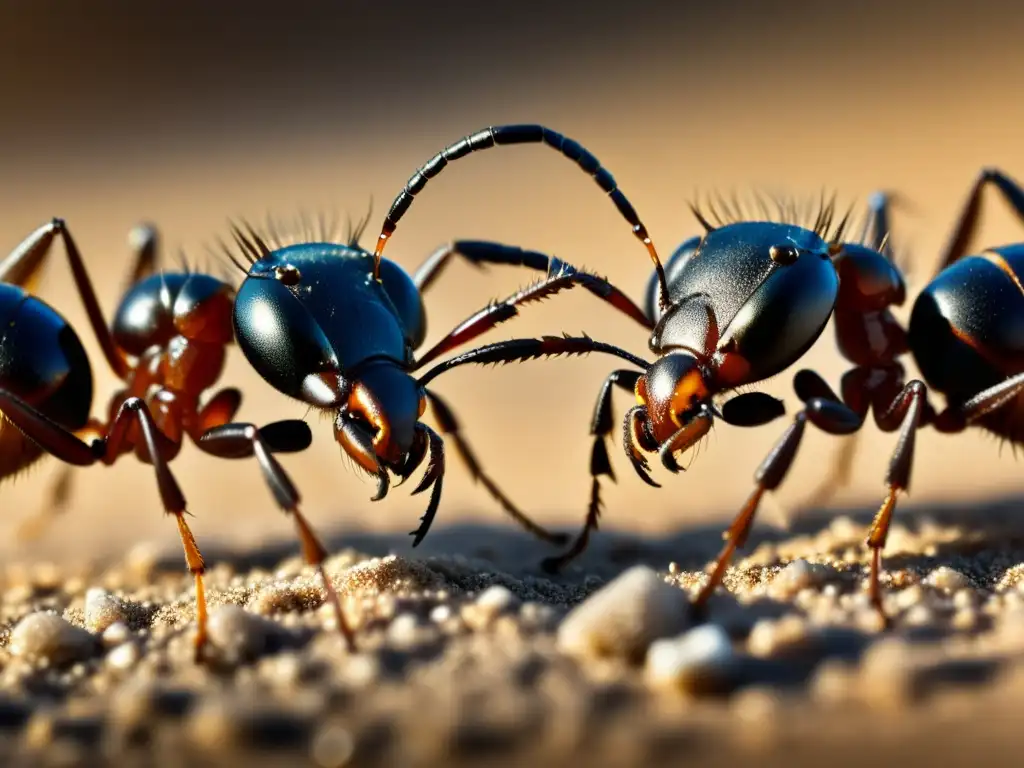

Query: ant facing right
<box><xmin>423</xmin><ymin>167</ymin><xmax>1024</xmax><ymax>625</ymax></box>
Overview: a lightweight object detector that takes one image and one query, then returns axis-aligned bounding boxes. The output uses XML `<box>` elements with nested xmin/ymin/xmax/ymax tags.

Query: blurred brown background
<box><xmin>2</xmin><ymin>1</ymin><xmax>1024</xmax><ymax>568</ymax></box>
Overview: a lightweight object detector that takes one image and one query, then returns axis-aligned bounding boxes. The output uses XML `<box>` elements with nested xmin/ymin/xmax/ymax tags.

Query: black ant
<box><xmin>418</xmin><ymin>168</ymin><xmax>1024</xmax><ymax>625</ymax></box>
<box><xmin>226</xmin><ymin>125</ymin><xmax>659</xmax><ymax>601</ymax></box>
<box><xmin>0</xmin><ymin>220</ymin><xmax>319</xmax><ymax>659</ymax></box>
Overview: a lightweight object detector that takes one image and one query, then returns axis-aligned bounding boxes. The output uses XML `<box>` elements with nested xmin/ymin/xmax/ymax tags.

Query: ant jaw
<box><xmin>658</xmin><ymin>403</ymin><xmax>714</xmax><ymax>473</ymax></box>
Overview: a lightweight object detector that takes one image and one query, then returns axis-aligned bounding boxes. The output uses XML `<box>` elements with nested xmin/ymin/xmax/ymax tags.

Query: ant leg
<box><xmin>933</xmin><ymin>371</ymin><xmax>1024</xmax><ymax>432</ymax></box>
<box><xmin>418</xmin><ymin>334</ymin><xmax>651</xmax><ymax>389</ymax></box>
<box><xmin>195</xmin><ymin>388</ymin><xmax>243</xmax><ymax>433</ymax></box>
<box><xmin>542</xmin><ymin>369</ymin><xmax>643</xmax><ymax>572</ymax></box>
<box><xmin>413</xmin><ymin>240</ymin><xmax>652</xmax><ymax>330</ymax></box>
<box><xmin>96</xmin><ymin>398</ymin><xmax>211</xmax><ymax>659</ymax></box>
<box><xmin>423</xmin><ymin>388</ymin><xmax>566</xmax><ymax>545</ymax></box>
<box><xmin>0</xmin><ymin>220</ymin><xmax>127</xmax><ymax>378</ymax></box>
<box><xmin>692</xmin><ymin>372</ymin><xmax>862</xmax><ymax>610</ymax></box>
<box><xmin>199</xmin><ymin>420</ymin><xmax>356</xmax><ymax>651</ymax></box>
<box><xmin>866</xmin><ymin>380</ymin><xmax>931</xmax><ymax>623</ymax></box>
<box><xmin>937</xmin><ymin>168</ymin><xmax>1024</xmax><ymax>273</ymax></box>
<box><xmin>414</xmin><ymin>262</ymin><xmax>650</xmax><ymax>369</ymax></box>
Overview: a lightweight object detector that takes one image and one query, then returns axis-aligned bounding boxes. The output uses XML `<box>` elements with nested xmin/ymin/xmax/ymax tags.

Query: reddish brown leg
<box><xmin>198</xmin><ymin>420</ymin><xmax>356</xmax><ymax>652</ymax></box>
<box><xmin>412</xmin><ymin>240</ymin><xmax>652</xmax><ymax>328</ymax></box>
<box><xmin>413</xmin><ymin>259</ymin><xmax>649</xmax><ymax>370</ymax></box>
<box><xmin>693</xmin><ymin>372</ymin><xmax>861</xmax><ymax>609</ymax></box>
<box><xmin>98</xmin><ymin>398</ymin><xmax>210</xmax><ymax>658</ymax></box>
<box><xmin>865</xmin><ymin>380</ymin><xmax>932</xmax><ymax>623</ymax></box>
<box><xmin>423</xmin><ymin>388</ymin><xmax>566</xmax><ymax>545</ymax></box>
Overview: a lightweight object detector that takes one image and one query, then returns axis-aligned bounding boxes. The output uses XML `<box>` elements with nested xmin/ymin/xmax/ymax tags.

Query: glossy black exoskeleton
<box><xmin>420</xmin><ymin>169</ymin><xmax>1024</xmax><ymax>625</ymax></box>
<box><xmin>0</xmin><ymin>219</ymin><xmax>317</xmax><ymax>660</ymax></box>
<box><xmin>229</xmin><ymin>125</ymin><xmax>660</xmax><ymax>598</ymax></box>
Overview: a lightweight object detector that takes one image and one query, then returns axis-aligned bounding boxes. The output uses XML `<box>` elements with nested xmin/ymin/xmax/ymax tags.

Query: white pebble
<box><xmin>747</xmin><ymin>615</ymin><xmax>814</xmax><ymax>658</ymax></box>
<box><xmin>926</xmin><ymin>566</ymin><xmax>971</xmax><ymax>593</ymax></box>
<box><xmin>476</xmin><ymin>585</ymin><xmax>519</xmax><ymax>614</ymax></box>
<box><xmin>10</xmin><ymin>612</ymin><xmax>97</xmax><ymax>666</ymax></box>
<box><xmin>84</xmin><ymin>588</ymin><xmax>130</xmax><ymax>634</ymax></box>
<box><xmin>557</xmin><ymin>566</ymin><xmax>691</xmax><ymax>662</ymax></box>
<box><xmin>429</xmin><ymin>605</ymin><xmax>453</xmax><ymax>624</ymax></box>
<box><xmin>101</xmin><ymin>622</ymin><xmax>132</xmax><ymax>648</ymax></box>
<box><xmin>462</xmin><ymin>585</ymin><xmax>521</xmax><ymax>630</ymax></box>
<box><xmin>645</xmin><ymin>624</ymin><xmax>737</xmax><ymax>694</ymax></box>
<box><xmin>106</xmin><ymin>641</ymin><xmax>140</xmax><ymax>671</ymax></box>
<box><xmin>387</xmin><ymin>613</ymin><xmax>422</xmax><ymax>648</ymax></box>
<box><xmin>208</xmin><ymin>605</ymin><xmax>276</xmax><ymax>663</ymax></box>
<box><xmin>768</xmin><ymin>560</ymin><xmax>833</xmax><ymax>599</ymax></box>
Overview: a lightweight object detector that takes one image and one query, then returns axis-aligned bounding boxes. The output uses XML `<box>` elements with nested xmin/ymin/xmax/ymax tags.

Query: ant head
<box><xmin>635</xmin><ymin>351</ymin><xmax>714</xmax><ymax>451</ymax></box>
<box><xmin>334</xmin><ymin>360</ymin><xmax>424</xmax><ymax>468</ymax></box>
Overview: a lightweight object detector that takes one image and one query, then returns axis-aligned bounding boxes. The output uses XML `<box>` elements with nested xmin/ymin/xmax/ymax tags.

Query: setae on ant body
<box><xmin>424</xmin><ymin>168</ymin><xmax>1024</xmax><ymax>624</ymax></box>
<box><xmin>218</xmin><ymin>125</ymin><xmax>663</xmax><ymax>643</ymax></box>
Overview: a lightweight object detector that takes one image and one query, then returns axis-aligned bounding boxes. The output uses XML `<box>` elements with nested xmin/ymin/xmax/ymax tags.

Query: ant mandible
<box><xmin>0</xmin><ymin>220</ymin><xmax>320</xmax><ymax>659</ymax></box>
<box><xmin>417</xmin><ymin>170</ymin><xmax>1024</xmax><ymax>624</ymax></box>
<box><xmin>227</xmin><ymin>124</ymin><xmax>659</xmax><ymax>581</ymax></box>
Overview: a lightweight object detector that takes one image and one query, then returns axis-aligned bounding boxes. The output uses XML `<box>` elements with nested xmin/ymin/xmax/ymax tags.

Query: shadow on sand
<box><xmin>144</xmin><ymin>491</ymin><xmax>1024</xmax><ymax>590</ymax></box>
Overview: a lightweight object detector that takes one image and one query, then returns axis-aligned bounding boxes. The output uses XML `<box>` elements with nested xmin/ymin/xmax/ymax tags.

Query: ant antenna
<box><xmin>372</xmin><ymin>124</ymin><xmax>671</xmax><ymax>308</ymax></box>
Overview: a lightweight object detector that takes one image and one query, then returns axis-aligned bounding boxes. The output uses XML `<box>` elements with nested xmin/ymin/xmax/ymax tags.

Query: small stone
<box><xmin>106</xmin><ymin>642</ymin><xmax>140</xmax><ymax>671</ymax></box>
<box><xmin>429</xmin><ymin>605</ymin><xmax>453</xmax><ymax>624</ymax></box>
<box><xmin>557</xmin><ymin>566</ymin><xmax>690</xmax><ymax>663</ymax></box>
<box><xmin>926</xmin><ymin>567</ymin><xmax>971</xmax><ymax>593</ymax></box>
<box><xmin>462</xmin><ymin>585</ymin><xmax>519</xmax><ymax>629</ymax></box>
<box><xmin>645</xmin><ymin>624</ymin><xmax>738</xmax><ymax>695</ymax></box>
<box><xmin>387</xmin><ymin>613</ymin><xmax>425</xmax><ymax>648</ymax></box>
<box><xmin>207</xmin><ymin>605</ymin><xmax>279</xmax><ymax>663</ymax></box>
<box><xmin>858</xmin><ymin>637</ymin><xmax>919</xmax><ymax>708</ymax></box>
<box><xmin>84</xmin><ymin>588</ymin><xmax>131</xmax><ymax>634</ymax></box>
<box><xmin>312</xmin><ymin>723</ymin><xmax>356</xmax><ymax>767</ymax></box>
<box><xmin>10</xmin><ymin>612</ymin><xmax>97</xmax><ymax>666</ymax></box>
<box><xmin>903</xmin><ymin>604</ymin><xmax>934</xmax><ymax>627</ymax></box>
<box><xmin>768</xmin><ymin>560</ymin><xmax>833</xmax><ymax>599</ymax></box>
<box><xmin>747</xmin><ymin>615</ymin><xmax>814</xmax><ymax>658</ymax></box>
<box><xmin>101</xmin><ymin>622</ymin><xmax>132</xmax><ymax>648</ymax></box>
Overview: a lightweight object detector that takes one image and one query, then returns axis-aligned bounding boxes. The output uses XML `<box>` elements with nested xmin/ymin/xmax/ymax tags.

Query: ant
<box><xmin>0</xmin><ymin>219</ymin><xmax>319</xmax><ymax>660</ymax></box>
<box><xmin>419</xmin><ymin>169</ymin><xmax>1024</xmax><ymax>625</ymax></box>
<box><xmin>226</xmin><ymin>125</ymin><xmax>660</xmax><ymax>600</ymax></box>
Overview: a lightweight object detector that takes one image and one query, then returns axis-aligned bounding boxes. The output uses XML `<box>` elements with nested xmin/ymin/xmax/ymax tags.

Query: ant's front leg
<box><xmin>692</xmin><ymin>372</ymin><xmax>861</xmax><ymax>612</ymax></box>
<box><xmin>198</xmin><ymin>419</ymin><xmax>357</xmax><ymax>652</ymax></box>
<box><xmin>413</xmin><ymin>239</ymin><xmax>652</xmax><ymax>329</ymax></box>
<box><xmin>413</xmin><ymin>256</ymin><xmax>650</xmax><ymax>369</ymax></box>
<box><xmin>423</xmin><ymin>388</ymin><xmax>566</xmax><ymax>546</ymax></box>
<box><xmin>541</xmin><ymin>369</ymin><xmax>645</xmax><ymax>573</ymax></box>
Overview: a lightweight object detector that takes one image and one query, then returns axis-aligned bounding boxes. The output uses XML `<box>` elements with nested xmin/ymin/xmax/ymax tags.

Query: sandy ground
<box><xmin>4</xmin><ymin>3</ymin><xmax>1024</xmax><ymax>765</ymax></box>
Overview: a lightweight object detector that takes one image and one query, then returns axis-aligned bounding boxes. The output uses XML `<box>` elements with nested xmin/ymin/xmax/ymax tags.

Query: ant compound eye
<box><xmin>274</xmin><ymin>264</ymin><xmax>302</xmax><ymax>286</ymax></box>
<box><xmin>769</xmin><ymin>244</ymin><xmax>799</xmax><ymax>265</ymax></box>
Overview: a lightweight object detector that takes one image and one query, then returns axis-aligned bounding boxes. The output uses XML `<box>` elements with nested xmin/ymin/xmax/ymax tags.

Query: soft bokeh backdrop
<box><xmin>3</xmin><ymin>1</ymin><xmax>1024</xmax><ymax>568</ymax></box>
